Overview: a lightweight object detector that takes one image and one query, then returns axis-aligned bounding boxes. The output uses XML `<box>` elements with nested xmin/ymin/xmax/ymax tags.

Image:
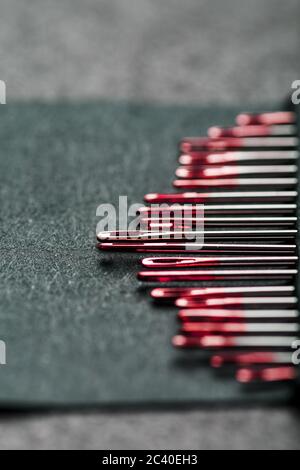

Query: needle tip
<box><xmin>97</xmin><ymin>232</ymin><xmax>110</xmax><ymax>240</ymax></box>
<box><xmin>150</xmin><ymin>288</ymin><xmax>165</xmax><ymax>298</ymax></box>
<box><xmin>96</xmin><ymin>242</ymin><xmax>113</xmax><ymax>250</ymax></box>
<box><xmin>172</xmin><ymin>335</ymin><xmax>188</xmax><ymax>347</ymax></box>
<box><xmin>144</xmin><ymin>193</ymin><xmax>159</xmax><ymax>202</ymax></box>
<box><xmin>236</xmin><ymin>368</ymin><xmax>254</xmax><ymax>383</ymax></box>
<box><xmin>176</xmin><ymin>298</ymin><xmax>188</xmax><ymax>307</ymax></box>
<box><xmin>208</xmin><ymin>126</ymin><xmax>222</xmax><ymax>138</ymax></box>
<box><xmin>236</xmin><ymin>114</ymin><xmax>251</xmax><ymax>126</ymax></box>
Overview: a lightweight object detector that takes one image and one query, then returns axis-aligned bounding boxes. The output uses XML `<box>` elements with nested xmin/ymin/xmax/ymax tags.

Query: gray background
<box><xmin>0</xmin><ymin>0</ymin><xmax>299</xmax><ymax>450</ymax></box>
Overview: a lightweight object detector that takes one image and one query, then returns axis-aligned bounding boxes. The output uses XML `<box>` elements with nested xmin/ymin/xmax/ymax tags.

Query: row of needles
<box><xmin>97</xmin><ymin>109</ymin><xmax>299</xmax><ymax>388</ymax></box>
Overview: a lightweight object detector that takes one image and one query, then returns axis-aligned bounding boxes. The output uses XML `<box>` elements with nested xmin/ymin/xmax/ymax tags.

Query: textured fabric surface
<box><xmin>0</xmin><ymin>408</ymin><xmax>300</xmax><ymax>450</ymax></box>
<box><xmin>0</xmin><ymin>101</ymin><xmax>296</xmax><ymax>406</ymax></box>
<box><xmin>1</xmin><ymin>0</ymin><xmax>299</xmax><ymax>104</ymax></box>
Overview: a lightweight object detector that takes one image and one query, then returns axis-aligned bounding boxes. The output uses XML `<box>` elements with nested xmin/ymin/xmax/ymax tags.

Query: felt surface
<box><xmin>0</xmin><ymin>101</ymin><xmax>297</xmax><ymax>406</ymax></box>
<box><xmin>1</xmin><ymin>408</ymin><xmax>300</xmax><ymax>450</ymax></box>
<box><xmin>2</xmin><ymin>0</ymin><xmax>299</xmax><ymax>105</ymax></box>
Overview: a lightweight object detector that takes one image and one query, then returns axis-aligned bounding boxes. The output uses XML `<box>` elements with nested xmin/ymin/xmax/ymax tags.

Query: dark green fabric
<box><xmin>0</xmin><ymin>102</ymin><xmax>296</xmax><ymax>407</ymax></box>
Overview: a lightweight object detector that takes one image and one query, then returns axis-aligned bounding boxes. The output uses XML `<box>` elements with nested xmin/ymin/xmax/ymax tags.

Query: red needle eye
<box><xmin>236</xmin><ymin>111</ymin><xmax>296</xmax><ymax>126</ymax></box>
<box><xmin>237</xmin><ymin>366</ymin><xmax>296</xmax><ymax>383</ymax></box>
